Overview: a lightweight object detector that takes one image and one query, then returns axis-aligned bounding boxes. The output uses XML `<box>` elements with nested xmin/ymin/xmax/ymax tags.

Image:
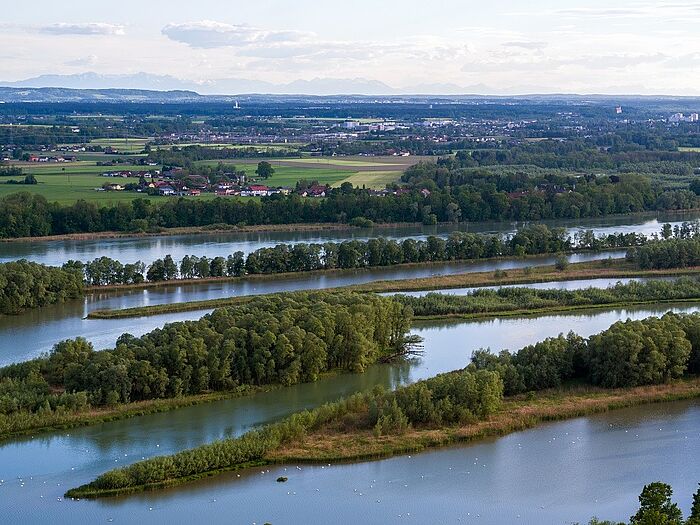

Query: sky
<box><xmin>3</xmin><ymin>0</ymin><xmax>700</xmax><ymax>95</ymax></box>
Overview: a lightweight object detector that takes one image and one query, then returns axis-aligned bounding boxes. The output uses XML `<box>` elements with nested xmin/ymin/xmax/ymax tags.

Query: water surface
<box><xmin>1</xmin><ymin>210</ymin><xmax>696</xmax><ymax>266</ymax></box>
<box><xmin>1</xmin><ymin>304</ymin><xmax>699</xmax><ymax>524</ymax></box>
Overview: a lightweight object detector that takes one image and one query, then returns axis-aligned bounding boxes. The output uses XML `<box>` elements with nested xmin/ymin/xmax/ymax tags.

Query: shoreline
<box><xmin>65</xmin><ymin>378</ymin><xmax>700</xmax><ymax>498</ymax></box>
<box><xmin>86</xmin><ymin>260</ymin><xmax>700</xmax><ymax>319</ymax></box>
<box><xmin>2</xmin><ymin>208</ymin><xmax>699</xmax><ymax>244</ymax></box>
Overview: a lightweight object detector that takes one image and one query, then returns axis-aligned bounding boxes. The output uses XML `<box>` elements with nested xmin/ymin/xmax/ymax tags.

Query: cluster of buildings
<box><xmin>26</xmin><ymin>154</ymin><xmax>78</xmax><ymax>163</ymax></box>
<box><xmin>669</xmin><ymin>113</ymin><xmax>700</xmax><ymax>123</ymax></box>
<box><xmin>101</xmin><ymin>169</ymin><xmax>159</xmax><ymax>178</ymax></box>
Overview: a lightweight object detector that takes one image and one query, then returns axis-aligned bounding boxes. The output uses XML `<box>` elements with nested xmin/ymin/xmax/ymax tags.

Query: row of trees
<box><xmin>471</xmin><ymin>312</ymin><xmax>700</xmax><ymax>393</ymax></box>
<box><xmin>68</xmin><ymin>224</ymin><xmax>660</xmax><ymax>286</ymax></box>
<box><xmin>0</xmin><ymin>292</ymin><xmax>414</xmax><ymax>417</ymax></box>
<box><xmin>0</xmin><ymin>260</ymin><xmax>84</xmax><ymax>315</ymax></box>
<box><xmin>397</xmin><ymin>277</ymin><xmax>700</xmax><ymax>318</ymax></box>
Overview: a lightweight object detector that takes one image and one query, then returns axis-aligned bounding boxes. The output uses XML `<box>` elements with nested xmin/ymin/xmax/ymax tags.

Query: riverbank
<box><xmin>0</xmin><ymin>221</ymin><xmax>416</xmax><ymax>244</ymax></box>
<box><xmin>66</xmin><ymin>378</ymin><xmax>700</xmax><ymax>498</ymax></box>
<box><xmin>0</xmin><ymin>384</ymin><xmax>266</xmax><ymax>442</ymax></box>
<box><xmin>3</xmin><ymin>207</ymin><xmax>698</xmax><ymax>244</ymax></box>
<box><xmin>86</xmin><ymin>260</ymin><xmax>700</xmax><ymax>319</ymax></box>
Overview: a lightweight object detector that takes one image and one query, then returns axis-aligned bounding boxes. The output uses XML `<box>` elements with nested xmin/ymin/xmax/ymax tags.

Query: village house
<box><xmin>241</xmin><ymin>184</ymin><xmax>271</xmax><ymax>197</ymax></box>
<box><xmin>299</xmin><ymin>184</ymin><xmax>328</xmax><ymax>197</ymax></box>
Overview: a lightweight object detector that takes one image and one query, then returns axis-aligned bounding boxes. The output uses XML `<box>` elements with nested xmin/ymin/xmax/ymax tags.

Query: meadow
<box><xmin>0</xmin><ymin>152</ymin><xmax>416</xmax><ymax>203</ymax></box>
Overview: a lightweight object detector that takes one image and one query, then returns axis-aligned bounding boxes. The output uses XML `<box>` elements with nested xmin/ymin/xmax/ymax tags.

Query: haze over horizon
<box><xmin>3</xmin><ymin>0</ymin><xmax>700</xmax><ymax>96</ymax></box>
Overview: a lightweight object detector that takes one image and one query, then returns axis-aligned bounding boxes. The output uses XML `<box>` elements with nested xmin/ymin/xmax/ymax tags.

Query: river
<box><xmin>1</xmin><ymin>304</ymin><xmax>699</xmax><ymax>524</ymax></box>
<box><xmin>1</xmin><ymin>210</ymin><xmax>698</xmax><ymax>266</ymax></box>
<box><xmin>0</xmin><ymin>250</ymin><xmax>627</xmax><ymax>365</ymax></box>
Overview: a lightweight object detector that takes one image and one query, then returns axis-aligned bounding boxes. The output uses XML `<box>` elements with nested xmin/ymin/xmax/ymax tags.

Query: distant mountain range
<box><xmin>2</xmin><ymin>73</ymin><xmax>700</xmax><ymax>104</ymax></box>
<box><xmin>0</xmin><ymin>72</ymin><xmax>497</xmax><ymax>97</ymax></box>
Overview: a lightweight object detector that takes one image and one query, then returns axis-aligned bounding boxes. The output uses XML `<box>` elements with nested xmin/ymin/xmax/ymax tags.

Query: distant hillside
<box><xmin>0</xmin><ymin>87</ymin><xmax>209</xmax><ymax>103</ymax></box>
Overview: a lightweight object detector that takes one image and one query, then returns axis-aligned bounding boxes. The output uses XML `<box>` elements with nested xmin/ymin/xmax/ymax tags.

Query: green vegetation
<box><xmin>0</xmin><ymin>260</ymin><xmax>84</xmax><ymax>314</ymax></box>
<box><xmin>67</xmin><ymin>366</ymin><xmax>502</xmax><ymax>497</ymax></box>
<box><xmin>0</xmin><ymin>292</ymin><xmax>415</xmax><ymax>437</ymax></box>
<box><xmin>628</xmin><ymin>237</ymin><xmax>700</xmax><ymax>270</ymax></box>
<box><xmin>69</xmin><ymin>224</ymin><xmax>641</xmax><ymax>287</ymax></box>
<box><xmin>0</xmin><ymin>163</ymin><xmax>162</xmax><ymax>204</ymax></box>
<box><xmin>0</xmin><ymin>156</ymin><xmax>693</xmax><ymax>237</ymax></box>
<box><xmin>395</xmin><ymin>277</ymin><xmax>700</xmax><ymax>319</ymax></box>
<box><xmin>67</xmin><ymin>312</ymin><xmax>700</xmax><ymax>498</ymax></box>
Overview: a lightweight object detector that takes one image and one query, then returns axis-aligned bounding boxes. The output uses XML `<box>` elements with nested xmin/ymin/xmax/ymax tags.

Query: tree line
<box><xmin>66</xmin><ymin>366</ymin><xmax>503</xmax><ymax>497</ymax></box>
<box><xmin>69</xmin><ymin>224</ymin><xmax>656</xmax><ymax>286</ymax></box>
<box><xmin>0</xmin><ymin>292</ymin><xmax>414</xmax><ymax>432</ymax></box>
<box><xmin>471</xmin><ymin>312</ymin><xmax>700</xmax><ymax>393</ymax></box>
<box><xmin>66</xmin><ymin>311</ymin><xmax>700</xmax><ymax>497</ymax></box>
<box><xmin>627</xmin><ymin>237</ymin><xmax>700</xmax><ymax>270</ymax></box>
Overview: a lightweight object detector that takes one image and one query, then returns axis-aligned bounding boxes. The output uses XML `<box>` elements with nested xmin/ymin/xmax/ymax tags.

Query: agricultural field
<box><xmin>0</xmin><ymin>173</ymin><xmax>161</xmax><ymax>204</ymax></box>
<box><xmin>0</xmin><ymin>159</ymin><xmax>161</xmax><ymax>203</ymax></box>
<box><xmin>196</xmin><ymin>154</ymin><xmax>422</xmax><ymax>188</ymax></box>
<box><xmin>0</xmin><ymin>153</ymin><xmax>421</xmax><ymax>203</ymax></box>
<box><xmin>87</xmin><ymin>137</ymin><xmax>151</xmax><ymax>153</ymax></box>
<box><xmin>333</xmin><ymin>170</ymin><xmax>403</xmax><ymax>188</ymax></box>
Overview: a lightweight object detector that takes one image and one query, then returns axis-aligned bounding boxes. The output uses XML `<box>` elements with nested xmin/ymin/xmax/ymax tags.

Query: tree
<box><xmin>630</xmin><ymin>482</ymin><xmax>683</xmax><ymax>525</ymax></box>
<box><xmin>555</xmin><ymin>254</ymin><xmax>570</xmax><ymax>271</ymax></box>
<box><xmin>256</xmin><ymin>161</ymin><xmax>274</xmax><ymax>179</ymax></box>
<box><xmin>688</xmin><ymin>484</ymin><xmax>700</xmax><ymax>525</ymax></box>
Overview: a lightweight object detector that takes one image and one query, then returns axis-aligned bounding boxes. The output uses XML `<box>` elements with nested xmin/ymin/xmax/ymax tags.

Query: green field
<box><xmin>0</xmin><ymin>152</ymin><xmax>413</xmax><ymax>203</ymax></box>
<box><xmin>0</xmin><ymin>160</ymin><xmax>162</xmax><ymax>203</ymax></box>
<box><xmin>281</xmin><ymin>158</ymin><xmax>402</xmax><ymax>167</ymax></box>
<box><xmin>88</xmin><ymin>137</ymin><xmax>151</xmax><ymax>153</ymax></box>
<box><xmin>335</xmin><ymin>170</ymin><xmax>402</xmax><ymax>188</ymax></box>
<box><xmin>0</xmin><ymin>174</ymin><xmax>162</xmax><ymax>204</ymax></box>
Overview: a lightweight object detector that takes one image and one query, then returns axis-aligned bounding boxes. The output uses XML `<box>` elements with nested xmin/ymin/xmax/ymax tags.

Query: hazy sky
<box><xmin>4</xmin><ymin>0</ymin><xmax>700</xmax><ymax>94</ymax></box>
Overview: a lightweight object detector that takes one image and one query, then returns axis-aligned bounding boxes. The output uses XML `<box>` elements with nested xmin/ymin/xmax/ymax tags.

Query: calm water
<box><xmin>1</xmin><ymin>304</ymin><xmax>700</xmax><ymax>524</ymax></box>
<box><xmin>1</xmin><ymin>210</ymin><xmax>697</xmax><ymax>266</ymax></box>
<box><xmin>0</xmin><ymin>250</ymin><xmax>626</xmax><ymax>365</ymax></box>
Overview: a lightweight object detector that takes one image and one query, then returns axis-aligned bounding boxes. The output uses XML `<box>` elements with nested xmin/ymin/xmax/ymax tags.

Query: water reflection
<box><xmin>1</xmin><ymin>210</ymin><xmax>697</xmax><ymax>266</ymax></box>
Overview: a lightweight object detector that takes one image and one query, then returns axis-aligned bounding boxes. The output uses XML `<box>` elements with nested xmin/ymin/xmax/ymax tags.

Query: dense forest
<box><xmin>0</xmin><ymin>292</ymin><xmax>414</xmax><ymax>434</ymax></box>
<box><xmin>627</xmin><ymin>236</ymin><xmax>700</xmax><ymax>270</ymax></box>
<box><xmin>0</xmin><ymin>260</ymin><xmax>84</xmax><ymax>314</ymax></box>
<box><xmin>67</xmin><ymin>311</ymin><xmax>700</xmax><ymax>497</ymax></box>
<box><xmin>0</xmin><ymin>165</ymin><xmax>695</xmax><ymax>239</ymax></box>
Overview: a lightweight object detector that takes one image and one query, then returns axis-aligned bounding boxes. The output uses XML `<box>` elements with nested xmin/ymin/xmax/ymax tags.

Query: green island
<box><xmin>65</xmin><ymin>310</ymin><xmax>700</xmax><ymax>497</ymax></box>
<box><xmin>0</xmin><ymin>292</ymin><xmax>416</xmax><ymax>439</ymax></box>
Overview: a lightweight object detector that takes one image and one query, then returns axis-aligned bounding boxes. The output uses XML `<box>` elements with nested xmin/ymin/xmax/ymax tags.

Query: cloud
<box><xmin>462</xmin><ymin>53</ymin><xmax>670</xmax><ymax>73</ymax></box>
<box><xmin>502</xmin><ymin>41</ymin><xmax>548</xmax><ymax>51</ymax></box>
<box><xmin>65</xmin><ymin>55</ymin><xmax>99</xmax><ymax>67</ymax></box>
<box><xmin>162</xmin><ymin>20</ymin><xmax>311</xmax><ymax>49</ymax></box>
<box><xmin>39</xmin><ymin>23</ymin><xmax>125</xmax><ymax>36</ymax></box>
